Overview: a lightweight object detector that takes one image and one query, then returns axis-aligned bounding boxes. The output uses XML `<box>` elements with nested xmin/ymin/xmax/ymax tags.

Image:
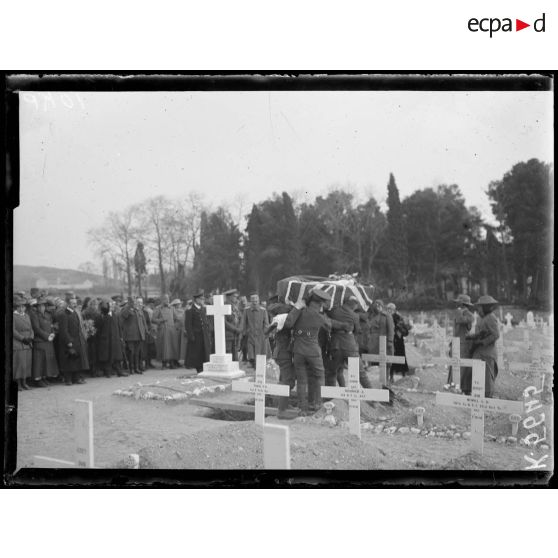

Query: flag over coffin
<box><xmin>276</xmin><ymin>275</ymin><xmax>375</xmax><ymax>312</ymax></box>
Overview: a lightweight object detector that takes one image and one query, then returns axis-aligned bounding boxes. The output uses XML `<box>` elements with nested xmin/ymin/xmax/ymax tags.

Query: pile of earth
<box><xmin>122</xmin><ymin>422</ymin><xmax>387</xmax><ymax>470</ymax></box>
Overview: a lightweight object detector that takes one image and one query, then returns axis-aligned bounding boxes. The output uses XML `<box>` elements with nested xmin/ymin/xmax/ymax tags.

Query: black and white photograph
<box><xmin>4</xmin><ymin>74</ymin><xmax>554</xmax><ymax>480</ymax></box>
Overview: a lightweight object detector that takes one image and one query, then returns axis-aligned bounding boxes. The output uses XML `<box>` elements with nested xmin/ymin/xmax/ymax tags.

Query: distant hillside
<box><xmin>13</xmin><ymin>265</ymin><xmax>119</xmax><ymax>292</ymax></box>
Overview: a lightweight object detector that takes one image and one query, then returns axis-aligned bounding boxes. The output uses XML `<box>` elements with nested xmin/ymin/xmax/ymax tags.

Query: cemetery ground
<box><xmin>16</xmin><ymin>326</ymin><xmax>553</xmax><ymax>472</ymax></box>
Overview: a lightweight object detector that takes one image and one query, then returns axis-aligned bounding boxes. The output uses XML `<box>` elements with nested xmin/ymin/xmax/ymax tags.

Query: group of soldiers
<box><xmin>264</xmin><ymin>289</ymin><xmax>410</xmax><ymax>418</ymax></box>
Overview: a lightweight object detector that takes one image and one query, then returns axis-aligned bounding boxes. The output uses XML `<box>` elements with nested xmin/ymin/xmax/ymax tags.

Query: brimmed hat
<box><xmin>193</xmin><ymin>290</ymin><xmax>204</xmax><ymax>299</ymax></box>
<box><xmin>386</xmin><ymin>302</ymin><xmax>396</xmax><ymax>311</ymax></box>
<box><xmin>476</xmin><ymin>295</ymin><xmax>498</xmax><ymax>305</ymax></box>
<box><xmin>453</xmin><ymin>294</ymin><xmax>473</xmax><ymax>306</ymax></box>
<box><xmin>64</xmin><ymin>291</ymin><xmax>76</xmax><ymax>300</ymax></box>
<box><xmin>45</xmin><ymin>296</ymin><xmax>56</xmax><ymax>307</ymax></box>
<box><xmin>224</xmin><ymin>289</ymin><xmax>239</xmax><ymax>297</ymax></box>
<box><xmin>308</xmin><ymin>288</ymin><xmax>332</xmax><ymax>303</ymax></box>
<box><xmin>28</xmin><ymin>298</ymin><xmax>38</xmax><ymax>306</ymax></box>
<box><xmin>13</xmin><ymin>295</ymin><xmax>27</xmax><ymax>306</ymax></box>
<box><xmin>170</xmin><ymin>298</ymin><xmax>182</xmax><ymax>306</ymax></box>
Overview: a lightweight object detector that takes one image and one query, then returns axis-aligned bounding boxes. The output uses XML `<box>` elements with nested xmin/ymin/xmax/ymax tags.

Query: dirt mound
<box><xmin>442</xmin><ymin>451</ymin><xmax>500</xmax><ymax>470</ymax></box>
<box><xmin>133</xmin><ymin>421</ymin><xmax>386</xmax><ymax>469</ymax></box>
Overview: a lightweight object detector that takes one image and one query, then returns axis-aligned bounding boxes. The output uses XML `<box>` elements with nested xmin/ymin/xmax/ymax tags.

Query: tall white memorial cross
<box><xmin>321</xmin><ymin>357</ymin><xmax>389</xmax><ymax>439</ymax></box>
<box><xmin>436</xmin><ymin>360</ymin><xmax>524</xmax><ymax>454</ymax></box>
<box><xmin>34</xmin><ymin>399</ymin><xmax>95</xmax><ymax>468</ymax></box>
<box><xmin>205</xmin><ymin>294</ymin><xmax>231</xmax><ymax>355</ymax></box>
<box><xmin>362</xmin><ymin>336</ymin><xmax>406</xmax><ymax>385</ymax></box>
<box><xmin>232</xmin><ymin>355</ymin><xmax>289</xmax><ymax>426</ymax></box>
<box><xmin>199</xmin><ymin>294</ymin><xmax>245</xmax><ymax>379</ymax></box>
<box><xmin>432</xmin><ymin>337</ymin><xmax>476</xmax><ymax>389</ymax></box>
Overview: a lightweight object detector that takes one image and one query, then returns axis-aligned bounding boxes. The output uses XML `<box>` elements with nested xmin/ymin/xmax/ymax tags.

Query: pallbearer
<box><xmin>284</xmin><ymin>288</ymin><xmax>348</xmax><ymax>415</ymax></box>
<box><xmin>266</xmin><ymin>294</ymin><xmax>296</xmax><ymax>419</ymax></box>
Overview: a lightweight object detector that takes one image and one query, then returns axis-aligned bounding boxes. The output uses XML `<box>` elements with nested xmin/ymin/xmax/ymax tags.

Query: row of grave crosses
<box><xmin>203</xmin><ymin>295</ymin><xmax>534</xmax><ymax>456</ymax></box>
<box><xmin>232</xmin><ymin>350</ymin><xmax>525</xmax><ymax>456</ymax></box>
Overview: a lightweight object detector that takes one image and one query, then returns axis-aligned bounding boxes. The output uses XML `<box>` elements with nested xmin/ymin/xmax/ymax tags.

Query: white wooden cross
<box><xmin>436</xmin><ymin>360</ymin><xmax>524</xmax><ymax>454</ymax></box>
<box><xmin>362</xmin><ymin>335</ymin><xmax>406</xmax><ymax>385</ymax></box>
<box><xmin>205</xmin><ymin>294</ymin><xmax>231</xmax><ymax>355</ymax></box>
<box><xmin>232</xmin><ymin>355</ymin><xmax>289</xmax><ymax>426</ymax></box>
<box><xmin>263</xmin><ymin>424</ymin><xmax>291</xmax><ymax>469</ymax></box>
<box><xmin>505</xmin><ymin>346</ymin><xmax>553</xmax><ymax>380</ymax></box>
<box><xmin>33</xmin><ymin>399</ymin><xmax>95</xmax><ymax>468</ymax></box>
<box><xmin>321</xmin><ymin>357</ymin><xmax>389</xmax><ymax>439</ymax></box>
<box><xmin>432</xmin><ymin>337</ymin><xmax>476</xmax><ymax>389</ymax></box>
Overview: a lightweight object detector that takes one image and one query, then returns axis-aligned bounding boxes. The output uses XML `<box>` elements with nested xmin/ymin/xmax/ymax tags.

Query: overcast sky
<box><xmin>15</xmin><ymin>89</ymin><xmax>553</xmax><ymax>271</ymax></box>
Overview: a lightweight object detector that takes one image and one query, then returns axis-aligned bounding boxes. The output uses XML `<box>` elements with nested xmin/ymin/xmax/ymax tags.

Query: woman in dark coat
<box><xmin>462</xmin><ymin>295</ymin><xmax>500</xmax><ymax>398</ymax></box>
<box><xmin>94</xmin><ymin>300</ymin><xmax>127</xmax><ymax>377</ymax></box>
<box><xmin>29</xmin><ymin>296</ymin><xmax>59</xmax><ymax>385</ymax></box>
<box><xmin>13</xmin><ymin>295</ymin><xmax>34</xmax><ymax>390</ymax></box>
<box><xmin>386</xmin><ymin>303</ymin><xmax>410</xmax><ymax>379</ymax></box>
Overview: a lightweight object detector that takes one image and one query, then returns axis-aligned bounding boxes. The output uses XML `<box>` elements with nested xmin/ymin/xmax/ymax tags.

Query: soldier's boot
<box><xmin>277</xmin><ymin>395</ymin><xmax>295</xmax><ymax>420</ymax></box>
<box><xmin>310</xmin><ymin>380</ymin><xmax>323</xmax><ymax>412</ymax></box>
<box><xmin>297</xmin><ymin>383</ymin><xmax>309</xmax><ymax>416</ymax></box>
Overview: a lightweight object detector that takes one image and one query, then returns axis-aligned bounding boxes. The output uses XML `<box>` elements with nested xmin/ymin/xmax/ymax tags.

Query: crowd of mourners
<box><xmin>13</xmin><ymin>285</ymin><xmax>501</xmax><ymax>419</ymax></box>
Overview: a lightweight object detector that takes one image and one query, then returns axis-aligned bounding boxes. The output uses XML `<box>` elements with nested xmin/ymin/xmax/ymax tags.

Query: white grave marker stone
<box><xmin>362</xmin><ymin>336</ymin><xmax>406</xmax><ymax>385</ymax></box>
<box><xmin>232</xmin><ymin>355</ymin><xmax>289</xmax><ymax>426</ymax></box>
<box><xmin>504</xmin><ymin>312</ymin><xmax>513</xmax><ymax>332</ymax></box>
<box><xmin>321</xmin><ymin>357</ymin><xmax>389</xmax><ymax>439</ymax></box>
<box><xmin>526</xmin><ymin>311</ymin><xmax>535</xmax><ymax>329</ymax></box>
<box><xmin>34</xmin><ymin>399</ymin><xmax>95</xmax><ymax>468</ymax></box>
<box><xmin>263</xmin><ymin>423</ymin><xmax>291</xmax><ymax>469</ymax></box>
<box><xmin>436</xmin><ymin>360</ymin><xmax>524</xmax><ymax>454</ymax></box>
<box><xmin>199</xmin><ymin>294</ymin><xmax>245</xmax><ymax>379</ymax></box>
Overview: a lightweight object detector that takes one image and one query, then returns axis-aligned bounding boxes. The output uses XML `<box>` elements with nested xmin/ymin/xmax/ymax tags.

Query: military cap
<box><xmin>224</xmin><ymin>289</ymin><xmax>239</xmax><ymax>297</ymax></box>
<box><xmin>453</xmin><ymin>294</ymin><xmax>473</xmax><ymax>306</ymax></box>
<box><xmin>193</xmin><ymin>290</ymin><xmax>204</xmax><ymax>299</ymax></box>
<box><xmin>308</xmin><ymin>288</ymin><xmax>332</xmax><ymax>303</ymax></box>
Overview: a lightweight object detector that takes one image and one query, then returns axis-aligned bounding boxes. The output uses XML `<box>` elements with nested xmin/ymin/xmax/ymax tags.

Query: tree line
<box><xmin>88</xmin><ymin>158</ymin><xmax>552</xmax><ymax>308</ymax></box>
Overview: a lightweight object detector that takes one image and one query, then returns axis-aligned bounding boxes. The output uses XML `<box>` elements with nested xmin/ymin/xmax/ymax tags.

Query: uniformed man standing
<box><xmin>284</xmin><ymin>288</ymin><xmax>348</xmax><ymax>415</ymax></box>
<box><xmin>326</xmin><ymin>295</ymin><xmax>361</xmax><ymax>387</ymax></box>
<box><xmin>266</xmin><ymin>295</ymin><xmax>295</xmax><ymax>419</ymax></box>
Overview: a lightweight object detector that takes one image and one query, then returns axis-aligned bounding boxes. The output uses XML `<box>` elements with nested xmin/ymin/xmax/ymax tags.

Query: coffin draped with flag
<box><xmin>276</xmin><ymin>275</ymin><xmax>375</xmax><ymax>312</ymax></box>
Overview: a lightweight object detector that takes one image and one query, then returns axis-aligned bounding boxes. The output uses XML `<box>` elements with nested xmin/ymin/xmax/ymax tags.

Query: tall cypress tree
<box><xmin>386</xmin><ymin>173</ymin><xmax>409</xmax><ymax>295</ymax></box>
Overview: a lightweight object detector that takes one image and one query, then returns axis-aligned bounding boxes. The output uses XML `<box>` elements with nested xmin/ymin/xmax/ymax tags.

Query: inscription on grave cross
<box><xmin>321</xmin><ymin>357</ymin><xmax>389</xmax><ymax>439</ymax></box>
<box><xmin>362</xmin><ymin>336</ymin><xmax>406</xmax><ymax>385</ymax></box>
<box><xmin>232</xmin><ymin>355</ymin><xmax>289</xmax><ymax>426</ymax></box>
<box><xmin>432</xmin><ymin>337</ymin><xmax>476</xmax><ymax>389</ymax></box>
<box><xmin>436</xmin><ymin>360</ymin><xmax>524</xmax><ymax>454</ymax></box>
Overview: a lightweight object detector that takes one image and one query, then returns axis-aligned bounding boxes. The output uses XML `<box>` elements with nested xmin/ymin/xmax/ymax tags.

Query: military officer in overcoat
<box><xmin>184</xmin><ymin>291</ymin><xmax>211</xmax><ymax>372</ymax></box>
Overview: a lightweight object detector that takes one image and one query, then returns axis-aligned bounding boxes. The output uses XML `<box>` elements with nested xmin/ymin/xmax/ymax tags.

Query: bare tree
<box><xmin>88</xmin><ymin>207</ymin><xmax>140</xmax><ymax>296</ymax></box>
